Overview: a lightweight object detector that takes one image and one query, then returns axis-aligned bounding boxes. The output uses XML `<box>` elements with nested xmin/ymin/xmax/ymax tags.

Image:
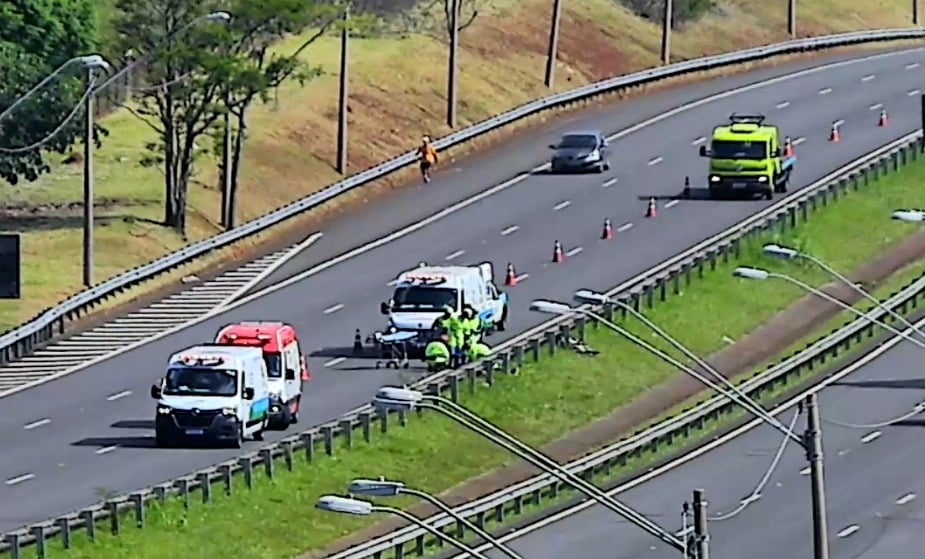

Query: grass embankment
<box><xmin>34</xmin><ymin>137</ymin><xmax>925</xmax><ymax>559</ymax></box>
<box><xmin>0</xmin><ymin>0</ymin><xmax>917</xmax><ymax>332</ymax></box>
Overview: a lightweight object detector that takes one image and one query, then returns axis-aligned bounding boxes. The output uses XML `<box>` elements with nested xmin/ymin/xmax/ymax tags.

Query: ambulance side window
<box><xmin>284</xmin><ymin>342</ymin><xmax>299</xmax><ymax>378</ymax></box>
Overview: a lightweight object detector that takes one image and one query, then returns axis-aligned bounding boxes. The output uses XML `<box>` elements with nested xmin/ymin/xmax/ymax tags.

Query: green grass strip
<box><xmin>31</xmin><ymin>157</ymin><xmax>925</xmax><ymax>559</ymax></box>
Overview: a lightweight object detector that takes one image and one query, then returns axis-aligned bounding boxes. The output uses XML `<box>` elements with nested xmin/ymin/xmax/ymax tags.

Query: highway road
<box><xmin>479</xmin><ymin>322</ymin><xmax>925</xmax><ymax>559</ymax></box>
<box><xmin>1</xmin><ymin>45</ymin><xmax>924</xmax><ymax>533</ymax></box>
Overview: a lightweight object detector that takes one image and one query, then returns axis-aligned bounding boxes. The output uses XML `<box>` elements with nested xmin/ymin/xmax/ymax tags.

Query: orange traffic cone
<box><xmin>552</xmin><ymin>240</ymin><xmax>564</xmax><ymax>263</ymax></box>
<box><xmin>301</xmin><ymin>355</ymin><xmax>312</xmax><ymax>381</ymax></box>
<box><xmin>783</xmin><ymin>136</ymin><xmax>794</xmax><ymax>157</ymax></box>
<box><xmin>601</xmin><ymin>218</ymin><xmax>613</xmax><ymax>240</ymax></box>
<box><xmin>504</xmin><ymin>262</ymin><xmax>517</xmax><ymax>286</ymax></box>
<box><xmin>829</xmin><ymin>121</ymin><xmax>841</xmax><ymax>142</ymax></box>
<box><xmin>879</xmin><ymin>108</ymin><xmax>888</xmax><ymax>127</ymax></box>
<box><xmin>645</xmin><ymin>198</ymin><xmax>657</xmax><ymax>218</ymax></box>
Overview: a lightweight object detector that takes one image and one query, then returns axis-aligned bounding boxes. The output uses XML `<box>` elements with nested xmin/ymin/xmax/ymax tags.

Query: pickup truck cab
<box><xmin>214</xmin><ymin>321</ymin><xmax>309</xmax><ymax>429</ymax></box>
<box><xmin>380</xmin><ymin>262</ymin><xmax>509</xmax><ymax>356</ymax></box>
<box><xmin>698</xmin><ymin>114</ymin><xmax>796</xmax><ymax>200</ymax></box>
<box><xmin>150</xmin><ymin>345</ymin><xmax>270</xmax><ymax>448</ymax></box>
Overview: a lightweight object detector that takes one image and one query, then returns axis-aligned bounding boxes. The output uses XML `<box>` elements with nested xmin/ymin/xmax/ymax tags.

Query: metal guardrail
<box><xmin>1</xmin><ymin>124</ymin><xmax>922</xmax><ymax>557</ymax></box>
<box><xmin>2</xmin><ymin>27</ymin><xmax>924</xmax><ymax>365</ymax></box>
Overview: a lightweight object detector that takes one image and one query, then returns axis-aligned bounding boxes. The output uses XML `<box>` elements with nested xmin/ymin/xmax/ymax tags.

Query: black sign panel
<box><xmin>0</xmin><ymin>233</ymin><xmax>21</xmax><ymax>299</ymax></box>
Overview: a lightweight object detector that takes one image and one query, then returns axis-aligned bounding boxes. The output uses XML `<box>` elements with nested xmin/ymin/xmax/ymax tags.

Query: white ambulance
<box><xmin>150</xmin><ymin>345</ymin><xmax>270</xmax><ymax>448</ymax></box>
<box><xmin>379</xmin><ymin>262</ymin><xmax>509</xmax><ymax>354</ymax></box>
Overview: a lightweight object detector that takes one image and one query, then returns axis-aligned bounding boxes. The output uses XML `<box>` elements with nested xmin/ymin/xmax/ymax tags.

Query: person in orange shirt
<box><xmin>418</xmin><ymin>135</ymin><xmax>438</xmax><ymax>184</ymax></box>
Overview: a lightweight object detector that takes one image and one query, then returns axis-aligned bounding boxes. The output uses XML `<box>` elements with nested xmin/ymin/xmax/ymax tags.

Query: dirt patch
<box><xmin>309</xmin><ymin>227</ymin><xmax>925</xmax><ymax>557</ymax></box>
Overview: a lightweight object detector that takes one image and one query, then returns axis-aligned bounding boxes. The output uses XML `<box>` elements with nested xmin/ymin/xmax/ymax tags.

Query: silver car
<box><xmin>549</xmin><ymin>131</ymin><xmax>611</xmax><ymax>173</ymax></box>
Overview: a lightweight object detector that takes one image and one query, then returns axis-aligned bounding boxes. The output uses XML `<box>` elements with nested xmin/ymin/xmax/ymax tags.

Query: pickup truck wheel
<box><xmin>764</xmin><ymin>189</ymin><xmax>773</xmax><ymax>200</ymax></box>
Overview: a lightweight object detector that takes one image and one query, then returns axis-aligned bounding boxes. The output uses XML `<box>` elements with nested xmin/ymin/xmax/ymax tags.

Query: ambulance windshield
<box><xmin>164</xmin><ymin>367</ymin><xmax>238</xmax><ymax>396</ymax></box>
<box><xmin>392</xmin><ymin>286</ymin><xmax>457</xmax><ymax>311</ymax></box>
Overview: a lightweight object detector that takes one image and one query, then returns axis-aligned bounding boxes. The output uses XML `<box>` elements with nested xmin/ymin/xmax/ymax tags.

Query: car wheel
<box><xmin>603</xmin><ymin>161</ymin><xmax>611</xmax><ymax>171</ymax></box>
<box><xmin>155</xmin><ymin>431</ymin><xmax>171</xmax><ymax>448</ymax></box>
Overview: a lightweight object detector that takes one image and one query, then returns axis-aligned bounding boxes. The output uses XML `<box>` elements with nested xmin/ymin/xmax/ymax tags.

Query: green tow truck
<box><xmin>698</xmin><ymin>114</ymin><xmax>796</xmax><ymax>200</ymax></box>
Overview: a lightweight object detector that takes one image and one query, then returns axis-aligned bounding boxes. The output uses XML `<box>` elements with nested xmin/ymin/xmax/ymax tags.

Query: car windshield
<box><xmin>163</xmin><ymin>367</ymin><xmax>238</xmax><ymax>396</ymax></box>
<box><xmin>263</xmin><ymin>352</ymin><xmax>282</xmax><ymax>378</ymax></box>
<box><xmin>558</xmin><ymin>134</ymin><xmax>597</xmax><ymax>149</ymax></box>
<box><xmin>711</xmin><ymin>139</ymin><xmax>767</xmax><ymax>160</ymax></box>
<box><xmin>392</xmin><ymin>286</ymin><xmax>457</xmax><ymax>311</ymax></box>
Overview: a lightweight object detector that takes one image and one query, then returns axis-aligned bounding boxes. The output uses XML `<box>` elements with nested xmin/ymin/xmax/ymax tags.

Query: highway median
<box><xmin>8</xmin><ymin>137</ymin><xmax>925</xmax><ymax>558</ymax></box>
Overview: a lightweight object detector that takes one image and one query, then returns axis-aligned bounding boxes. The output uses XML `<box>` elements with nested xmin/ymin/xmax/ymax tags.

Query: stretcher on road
<box><xmin>374</xmin><ymin>331</ymin><xmax>417</xmax><ymax>370</ymax></box>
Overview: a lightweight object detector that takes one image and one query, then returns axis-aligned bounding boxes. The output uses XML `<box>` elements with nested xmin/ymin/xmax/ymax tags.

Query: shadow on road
<box><xmin>832</xmin><ymin>378</ymin><xmax>925</xmax><ymax>390</ymax></box>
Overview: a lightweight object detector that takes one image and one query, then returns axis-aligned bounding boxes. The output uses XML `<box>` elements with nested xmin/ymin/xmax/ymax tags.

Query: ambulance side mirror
<box><xmin>380</xmin><ymin>301</ymin><xmax>390</xmax><ymax>315</ymax></box>
<box><xmin>242</xmin><ymin>387</ymin><xmax>254</xmax><ymax>400</ymax></box>
<box><xmin>149</xmin><ymin>384</ymin><xmax>162</xmax><ymax>399</ymax></box>
<box><xmin>285</xmin><ymin>368</ymin><xmax>296</xmax><ymax>381</ymax></box>
<box><xmin>698</xmin><ymin>145</ymin><xmax>708</xmax><ymax>157</ymax></box>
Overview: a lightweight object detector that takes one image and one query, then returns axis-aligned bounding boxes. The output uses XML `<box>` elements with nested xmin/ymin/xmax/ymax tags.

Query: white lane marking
<box><xmin>323</xmin><ymin>303</ymin><xmax>345</xmax><ymax>314</ymax></box>
<box><xmin>6</xmin><ymin>474</ymin><xmax>34</xmax><ymax>486</ymax></box>
<box><xmin>833</xmin><ymin>119</ymin><xmax>845</xmax><ymax>127</ymax></box>
<box><xmin>776</xmin><ymin>101</ymin><xmax>790</xmax><ymax>109</ymax></box>
<box><xmin>907</xmin><ymin>62</ymin><xmax>920</xmax><ymax>69</ymax></box>
<box><xmin>837</xmin><ymin>525</ymin><xmax>860</xmax><ymax>538</ymax></box>
<box><xmin>665</xmin><ymin>200</ymin><xmax>679</xmax><ymax>208</ymax></box>
<box><xmin>691</xmin><ymin>136</ymin><xmax>706</xmax><ymax>145</ymax></box>
<box><xmin>861</xmin><ymin>430</ymin><xmax>882</xmax><ymax>443</ymax></box>
<box><xmin>869</xmin><ymin>103</ymin><xmax>883</xmax><ymax>110</ymax></box>
<box><xmin>602</xmin><ymin>178</ymin><xmax>618</xmax><ymax>187</ymax></box>
<box><xmin>13</xmin><ymin>48</ymin><xmax>924</xmax><ymax>399</ymax></box>
<box><xmin>445</xmin><ymin>249</ymin><xmax>466</xmax><ymax>260</ymax></box>
<box><xmin>452</xmin><ymin>311</ymin><xmax>925</xmax><ymax>558</ymax></box>
<box><xmin>553</xmin><ymin>200</ymin><xmax>571</xmax><ymax>211</ymax></box>
<box><xmin>909</xmin><ymin>89</ymin><xmax>921</xmax><ymax>96</ymax></box>
<box><xmin>386</xmin><ymin>279</ymin><xmax>398</xmax><ymax>286</ymax></box>
<box><xmin>819</xmin><ymin>87</ymin><xmax>832</xmax><ymax>94</ymax></box>
<box><xmin>648</xmin><ymin>156</ymin><xmax>663</xmax><ymax>166</ymax></box>
<box><xmin>501</xmin><ymin>225</ymin><xmax>519</xmax><ymax>236</ymax></box>
<box><xmin>799</xmin><ymin>466</ymin><xmax>811</xmax><ymax>476</ymax></box>
<box><xmin>95</xmin><ymin>446</ymin><xmax>118</xmax><ymax>455</ymax></box>
<box><xmin>617</xmin><ymin>222</ymin><xmax>633</xmax><ymax>232</ymax></box>
<box><xmin>324</xmin><ymin>357</ymin><xmax>346</xmax><ymax>368</ymax></box>
<box><xmin>861</xmin><ymin>74</ymin><xmax>875</xmax><ymax>82</ymax></box>
<box><xmin>896</xmin><ymin>493</ymin><xmax>917</xmax><ymax>505</ymax></box>
<box><xmin>23</xmin><ymin>418</ymin><xmax>50</xmax><ymax>430</ymax></box>
<box><xmin>792</xmin><ymin>137</ymin><xmax>806</xmax><ymax>146</ymax></box>
<box><xmin>514</xmin><ymin>273</ymin><xmax>529</xmax><ymax>283</ymax></box>
<box><xmin>565</xmin><ymin>247</ymin><xmax>583</xmax><ymax>257</ymax></box>
<box><xmin>106</xmin><ymin>390</ymin><xmax>131</xmax><ymax>402</ymax></box>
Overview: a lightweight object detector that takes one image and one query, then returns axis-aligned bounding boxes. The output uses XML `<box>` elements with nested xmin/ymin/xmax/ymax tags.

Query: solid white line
<box><xmin>23</xmin><ymin>418</ymin><xmax>50</xmax><ymax>430</ymax></box>
<box><xmin>6</xmin><ymin>474</ymin><xmax>34</xmax><ymax>486</ymax></box>
<box><xmin>106</xmin><ymin>390</ymin><xmax>131</xmax><ymax>401</ymax></box>
<box><xmin>907</xmin><ymin>62</ymin><xmax>920</xmax><ymax>69</ymax></box>
<box><xmin>501</xmin><ymin>225</ymin><xmax>519</xmax><ymax>236</ymax></box>
<box><xmin>386</xmin><ymin>279</ymin><xmax>398</xmax><ymax>286</ymax></box>
<box><xmin>323</xmin><ymin>304</ymin><xmax>345</xmax><ymax>315</ymax></box>
<box><xmin>8</xmin><ymin>48</ymin><xmax>923</xmax><ymax>400</ymax></box>
<box><xmin>553</xmin><ymin>200</ymin><xmax>571</xmax><ymax>211</ymax></box>
<box><xmin>792</xmin><ymin>137</ymin><xmax>806</xmax><ymax>145</ymax></box>
<box><xmin>896</xmin><ymin>493</ymin><xmax>916</xmax><ymax>505</ymax></box>
<box><xmin>445</xmin><ymin>250</ymin><xmax>466</xmax><ymax>260</ymax></box>
<box><xmin>648</xmin><ymin>156</ymin><xmax>663</xmax><ymax>166</ymax></box>
<box><xmin>602</xmin><ymin>178</ymin><xmax>618</xmax><ymax>187</ymax></box>
<box><xmin>869</xmin><ymin>103</ymin><xmax>883</xmax><ymax>110</ymax></box>
<box><xmin>324</xmin><ymin>357</ymin><xmax>346</xmax><ymax>367</ymax></box>
<box><xmin>452</xmin><ymin>312</ymin><xmax>925</xmax><ymax>556</ymax></box>
<box><xmin>691</xmin><ymin>137</ymin><xmax>706</xmax><ymax>145</ymax></box>
<box><xmin>565</xmin><ymin>247</ymin><xmax>583</xmax><ymax>257</ymax></box>
<box><xmin>861</xmin><ymin>74</ymin><xmax>875</xmax><ymax>82</ymax></box>
<box><xmin>819</xmin><ymin>87</ymin><xmax>832</xmax><ymax>94</ymax></box>
<box><xmin>617</xmin><ymin>222</ymin><xmax>633</xmax><ymax>233</ymax></box>
<box><xmin>664</xmin><ymin>200</ymin><xmax>679</xmax><ymax>208</ymax></box>
<box><xmin>95</xmin><ymin>445</ymin><xmax>118</xmax><ymax>455</ymax></box>
<box><xmin>860</xmin><ymin>430</ymin><xmax>882</xmax><ymax>443</ymax></box>
<box><xmin>776</xmin><ymin>101</ymin><xmax>790</xmax><ymax>109</ymax></box>
<box><xmin>837</xmin><ymin>525</ymin><xmax>860</xmax><ymax>538</ymax></box>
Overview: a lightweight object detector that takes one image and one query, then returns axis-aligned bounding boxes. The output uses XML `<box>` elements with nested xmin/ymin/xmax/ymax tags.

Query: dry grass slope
<box><xmin>0</xmin><ymin>0</ymin><xmax>916</xmax><ymax>332</ymax></box>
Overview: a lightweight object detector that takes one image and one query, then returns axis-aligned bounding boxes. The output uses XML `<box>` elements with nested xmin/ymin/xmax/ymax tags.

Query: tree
<box><xmin>0</xmin><ymin>0</ymin><xmax>102</xmax><ymax>185</ymax></box>
<box><xmin>389</xmin><ymin>0</ymin><xmax>488</xmax><ymax>41</ymax></box>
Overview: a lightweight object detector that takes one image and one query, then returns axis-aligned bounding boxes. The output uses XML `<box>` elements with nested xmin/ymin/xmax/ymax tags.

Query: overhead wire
<box><xmin>0</xmin><ymin>75</ymin><xmax>99</xmax><ymax>154</ymax></box>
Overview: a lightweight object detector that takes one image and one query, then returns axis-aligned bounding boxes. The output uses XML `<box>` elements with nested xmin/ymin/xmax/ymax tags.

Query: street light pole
<box><xmin>805</xmin><ymin>393</ymin><xmax>830</xmax><ymax>559</ymax></box>
<box><xmin>692</xmin><ymin>489</ymin><xmax>709</xmax><ymax>559</ymax></box>
<box><xmin>544</xmin><ymin>0</ymin><xmax>563</xmax><ymax>88</ymax></box>
<box><xmin>82</xmin><ymin>61</ymin><xmax>108</xmax><ymax>287</ymax></box>
<box><xmin>374</xmin><ymin>387</ymin><xmax>687</xmax><ymax>553</ymax></box>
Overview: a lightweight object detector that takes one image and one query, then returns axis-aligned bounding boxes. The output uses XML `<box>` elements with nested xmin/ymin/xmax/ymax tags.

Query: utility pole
<box><xmin>805</xmin><ymin>393</ymin><xmax>830</xmax><ymax>559</ymax></box>
<box><xmin>692</xmin><ymin>489</ymin><xmax>709</xmax><ymax>559</ymax></box>
<box><xmin>82</xmin><ymin>65</ymin><xmax>97</xmax><ymax>288</ymax></box>
<box><xmin>446</xmin><ymin>0</ymin><xmax>460</xmax><ymax>128</ymax></box>
<box><xmin>660</xmin><ymin>0</ymin><xmax>672</xmax><ymax>65</ymax></box>
<box><xmin>336</xmin><ymin>6</ymin><xmax>350</xmax><ymax>174</ymax></box>
<box><xmin>920</xmin><ymin>93</ymin><xmax>925</xmax><ymax>151</ymax></box>
<box><xmin>915</xmin><ymin>0</ymin><xmax>921</xmax><ymax>26</ymax></box>
<box><xmin>544</xmin><ymin>0</ymin><xmax>563</xmax><ymax>88</ymax></box>
<box><xmin>788</xmin><ymin>0</ymin><xmax>797</xmax><ymax>37</ymax></box>
<box><xmin>221</xmin><ymin>102</ymin><xmax>232</xmax><ymax>229</ymax></box>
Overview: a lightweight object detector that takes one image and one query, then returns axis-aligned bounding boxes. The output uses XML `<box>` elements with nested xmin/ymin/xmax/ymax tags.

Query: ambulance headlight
<box><xmin>157</xmin><ymin>406</ymin><xmax>172</xmax><ymax>415</ymax></box>
<box><xmin>221</xmin><ymin>407</ymin><xmax>236</xmax><ymax>416</ymax></box>
<box><xmin>709</xmin><ymin>175</ymin><xmax>720</xmax><ymax>183</ymax></box>
<box><xmin>757</xmin><ymin>176</ymin><xmax>767</xmax><ymax>182</ymax></box>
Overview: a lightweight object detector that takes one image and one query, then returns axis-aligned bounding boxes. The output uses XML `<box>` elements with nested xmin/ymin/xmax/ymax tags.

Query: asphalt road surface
<box><xmin>480</xmin><ymin>327</ymin><xmax>925</xmax><ymax>559</ymax></box>
<box><xmin>2</xmin><ymin>45</ymin><xmax>924</xmax><ymax>533</ymax></box>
